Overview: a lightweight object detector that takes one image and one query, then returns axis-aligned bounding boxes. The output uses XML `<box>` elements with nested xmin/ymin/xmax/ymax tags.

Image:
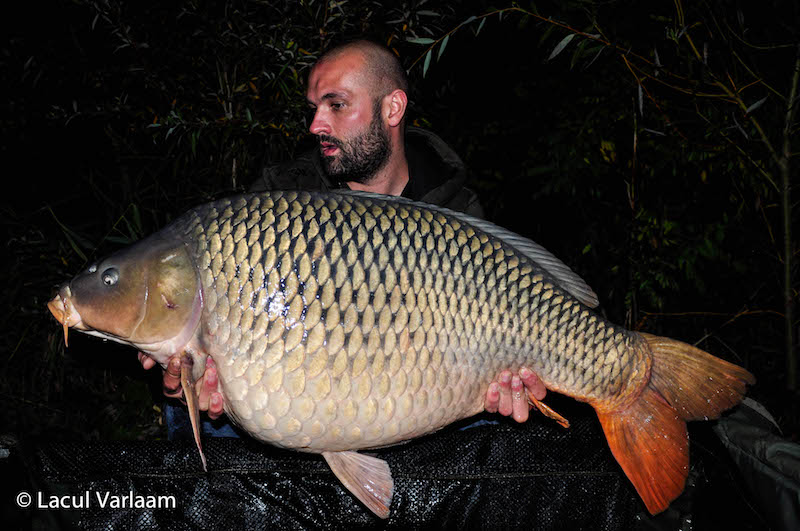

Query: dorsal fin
<box><xmin>336</xmin><ymin>190</ymin><xmax>600</xmax><ymax>308</ymax></box>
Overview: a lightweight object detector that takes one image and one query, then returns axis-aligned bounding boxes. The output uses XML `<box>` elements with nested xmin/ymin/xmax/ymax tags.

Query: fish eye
<box><xmin>88</xmin><ymin>264</ymin><xmax>97</xmax><ymax>273</ymax></box>
<box><xmin>101</xmin><ymin>268</ymin><xmax>119</xmax><ymax>286</ymax></box>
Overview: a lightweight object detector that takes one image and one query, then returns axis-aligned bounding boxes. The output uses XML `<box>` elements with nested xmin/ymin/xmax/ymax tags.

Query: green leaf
<box><xmin>423</xmin><ymin>49</ymin><xmax>432</xmax><ymax>77</ymax></box>
<box><xmin>121</xmin><ymin>215</ymin><xmax>138</xmax><ymax>242</ymax></box>
<box><xmin>461</xmin><ymin>16</ymin><xmax>477</xmax><ymax>26</ymax></box>
<box><xmin>131</xmin><ymin>203</ymin><xmax>142</xmax><ymax>237</ymax></box>
<box><xmin>106</xmin><ymin>235</ymin><xmax>135</xmax><ymax>245</ymax></box>
<box><xmin>417</xmin><ymin>10</ymin><xmax>439</xmax><ymax>17</ymax></box>
<box><xmin>47</xmin><ymin>207</ymin><xmax>90</xmax><ymax>262</ymax></box>
<box><xmin>438</xmin><ymin>35</ymin><xmax>449</xmax><ymax>61</ymax></box>
<box><xmin>539</xmin><ymin>24</ymin><xmax>557</xmax><ymax>45</ymax></box>
<box><xmin>745</xmin><ymin>96</ymin><xmax>767</xmax><ymax>114</ymax></box>
<box><xmin>570</xmin><ymin>38</ymin><xmax>589</xmax><ymax>69</ymax></box>
<box><xmin>548</xmin><ymin>34</ymin><xmax>576</xmax><ymax>61</ymax></box>
<box><xmin>407</xmin><ymin>37</ymin><xmax>435</xmax><ymax>45</ymax></box>
<box><xmin>477</xmin><ymin>18</ymin><xmax>486</xmax><ymax>36</ymax></box>
<box><xmin>638</xmin><ymin>84</ymin><xmax>643</xmax><ymax>115</ymax></box>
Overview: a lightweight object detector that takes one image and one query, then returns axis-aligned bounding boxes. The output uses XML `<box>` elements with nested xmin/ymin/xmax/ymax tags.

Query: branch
<box><xmin>781</xmin><ymin>44</ymin><xmax>800</xmax><ymax>390</ymax></box>
<box><xmin>723</xmin><ymin>18</ymin><xmax>797</xmax><ymax>51</ymax></box>
<box><xmin>409</xmin><ymin>3</ymin><xmax>788</xmax><ymax>197</ymax></box>
<box><xmin>636</xmin><ymin>307</ymin><xmax>782</xmax><ymax>335</ymax></box>
<box><xmin>409</xmin><ymin>5</ymin><xmax>695</xmax><ymax>85</ymax></box>
<box><xmin>714</xmin><ymin>127</ymin><xmax>779</xmax><ymax>192</ymax></box>
<box><xmin>683</xmin><ymin>32</ymin><xmax>783</xmax><ymax>168</ymax></box>
<box><xmin>782</xmin><ymin>46</ymin><xmax>800</xmax><ymax>168</ymax></box>
<box><xmin>621</xmin><ymin>55</ymin><xmax>690</xmax><ymax>142</ymax></box>
<box><xmin>732</xmin><ymin>50</ymin><xmax>787</xmax><ymax>102</ymax></box>
<box><xmin>636</xmin><ymin>308</ymin><xmax>783</xmax><ymax>349</ymax></box>
<box><xmin>624</xmin><ymin>59</ymin><xmax>735</xmax><ymax>100</ymax></box>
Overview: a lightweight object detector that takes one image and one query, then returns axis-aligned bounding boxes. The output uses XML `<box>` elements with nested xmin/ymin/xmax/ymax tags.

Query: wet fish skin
<box><xmin>177</xmin><ymin>191</ymin><xmax>614</xmax><ymax>451</ymax></box>
<box><xmin>48</xmin><ymin>190</ymin><xmax>754</xmax><ymax>518</ymax></box>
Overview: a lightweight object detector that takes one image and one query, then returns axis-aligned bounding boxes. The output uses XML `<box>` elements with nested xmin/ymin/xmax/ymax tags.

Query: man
<box><xmin>252</xmin><ymin>39</ymin><xmax>483</xmax><ymax>213</ymax></box>
<box><xmin>140</xmin><ymin>39</ymin><xmax>544</xmax><ymax>433</ymax></box>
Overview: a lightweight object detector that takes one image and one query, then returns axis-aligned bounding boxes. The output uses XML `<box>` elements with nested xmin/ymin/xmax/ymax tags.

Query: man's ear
<box><xmin>384</xmin><ymin>89</ymin><xmax>407</xmax><ymax>128</ymax></box>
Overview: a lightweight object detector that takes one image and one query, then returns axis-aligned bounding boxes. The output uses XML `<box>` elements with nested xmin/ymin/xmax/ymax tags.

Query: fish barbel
<box><xmin>48</xmin><ymin>190</ymin><xmax>754</xmax><ymax>518</ymax></box>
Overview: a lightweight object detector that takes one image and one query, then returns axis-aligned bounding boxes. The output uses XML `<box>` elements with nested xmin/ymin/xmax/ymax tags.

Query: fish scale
<box><xmin>49</xmin><ymin>189</ymin><xmax>754</xmax><ymax>518</ymax></box>
<box><xmin>172</xmin><ymin>191</ymin><xmax>622</xmax><ymax>452</ymax></box>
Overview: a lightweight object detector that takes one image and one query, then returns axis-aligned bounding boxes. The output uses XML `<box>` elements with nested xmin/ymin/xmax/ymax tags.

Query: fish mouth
<box><xmin>47</xmin><ymin>286</ymin><xmax>87</xmax><ymax>346</ymax></box>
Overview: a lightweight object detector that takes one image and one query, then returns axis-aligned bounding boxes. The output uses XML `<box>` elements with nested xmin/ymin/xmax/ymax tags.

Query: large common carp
<box><xmin>48</xmin><ymin>190</ymin><xmax>754</xmax><ymax>518</ymax></box>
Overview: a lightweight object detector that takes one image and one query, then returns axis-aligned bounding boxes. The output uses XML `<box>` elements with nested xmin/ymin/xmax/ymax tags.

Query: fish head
<box><xmin>48</xmin><ymin>232</ymin><xmax>201</xmax><ymax>360</ymax></box>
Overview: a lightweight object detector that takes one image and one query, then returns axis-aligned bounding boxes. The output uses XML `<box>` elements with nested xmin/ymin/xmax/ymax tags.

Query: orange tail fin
<box><xmin>595</xmin><ymin>333</ymin><xmax>755</xmax><ymax>514</ymax></box>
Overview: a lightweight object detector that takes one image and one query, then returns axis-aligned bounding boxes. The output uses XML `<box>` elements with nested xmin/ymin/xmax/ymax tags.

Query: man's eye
<box><xmin>331</xmin><ymin>102</ymin><xmax>344</xmax><ymax>110</ymax></box>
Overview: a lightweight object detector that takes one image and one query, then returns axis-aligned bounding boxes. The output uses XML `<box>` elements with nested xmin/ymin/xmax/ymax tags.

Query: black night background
<box><xmin>1</xmin><ymin>1</ymin><xmax>798</xmax><ymax>529</ymax></box>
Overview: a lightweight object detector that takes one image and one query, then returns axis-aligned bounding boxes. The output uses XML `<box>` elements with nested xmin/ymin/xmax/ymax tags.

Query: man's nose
<box><xmin>309</xmin><ymin>109</ymin><xmax>330</xmax><ymax>136</ymax></box>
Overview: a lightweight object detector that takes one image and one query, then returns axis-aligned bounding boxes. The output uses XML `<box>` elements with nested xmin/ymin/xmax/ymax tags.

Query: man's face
<box><xmin>306</xmin><ymin>52</ymin><xmax>391</xmax><ymax>184</ymax></box>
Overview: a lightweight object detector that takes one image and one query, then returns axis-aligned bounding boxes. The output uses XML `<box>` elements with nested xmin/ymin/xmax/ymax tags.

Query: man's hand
<box><xmin>484</xmin><ymin>367</ymin><xmax>546</xmax><ymax>423</ymax></box>
<box><xmin>138</xmin><ymin>352</ymin><xmax>225</xmax><ymax>420</ymax></box>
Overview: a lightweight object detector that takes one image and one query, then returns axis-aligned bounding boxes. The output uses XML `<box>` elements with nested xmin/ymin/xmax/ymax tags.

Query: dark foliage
<box><xmin>1</xmin><ymin>0</ymin><xmax>796</xmax><ymax>477</ymax></box>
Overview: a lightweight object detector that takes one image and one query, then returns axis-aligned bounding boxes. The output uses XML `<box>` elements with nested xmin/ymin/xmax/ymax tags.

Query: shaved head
<box><xmin>315</xmin><ymin>40</ymin><xmax>408</xmax><ymax>100</ymax></box>
<box><xmin>306</xmin><ymin>38</ymin><xmax>411</xmax><ymax>192</ymax></box>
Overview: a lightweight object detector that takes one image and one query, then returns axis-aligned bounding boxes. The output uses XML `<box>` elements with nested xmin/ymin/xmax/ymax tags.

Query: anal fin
<box><xmin>322</xmin><ymin>450</ymin><xmax>393</xmax><ymax>519</ymax></box>
<box><xmin>180</xmin><ymin>351</ymin><xmax>207</xmax><ymax>471</ymax></box>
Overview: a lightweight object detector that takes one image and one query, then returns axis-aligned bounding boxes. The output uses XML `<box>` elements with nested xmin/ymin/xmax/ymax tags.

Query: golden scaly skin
<box><xmin>169</xmin><ymin>191</ymin><xmax>649</xmax><ymax>453</ymax></box>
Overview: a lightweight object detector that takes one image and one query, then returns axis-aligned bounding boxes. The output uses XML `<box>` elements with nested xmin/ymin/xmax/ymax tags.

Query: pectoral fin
<box><xmin>180</xmin><ymin>351</ymin><xmax>207</xmax><ymax>471</ymax></box>
<box><xmin>322</xmin><ymin>450</ymin><xmax>393</xmax><ymax>519</ymax></box>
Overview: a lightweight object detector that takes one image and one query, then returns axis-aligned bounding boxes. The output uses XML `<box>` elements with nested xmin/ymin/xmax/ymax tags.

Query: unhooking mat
<box><xmin>4</xmin><ymin>398</ymin><xmax>769</xmax><ymax>530</ymax></box>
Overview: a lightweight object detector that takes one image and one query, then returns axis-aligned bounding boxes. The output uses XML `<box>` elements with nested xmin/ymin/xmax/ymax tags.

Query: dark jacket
<box><xmin>249</xmin><ymin>127</ymin><xmax>484</xmax><ymax>218</ymax></box>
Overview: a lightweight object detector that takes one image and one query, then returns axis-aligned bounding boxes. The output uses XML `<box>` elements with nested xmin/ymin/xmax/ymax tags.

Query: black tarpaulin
<box><xmin>5</xmin><ymin>399</ymin><xmax>769</xmax><ymax>530</ymax></box>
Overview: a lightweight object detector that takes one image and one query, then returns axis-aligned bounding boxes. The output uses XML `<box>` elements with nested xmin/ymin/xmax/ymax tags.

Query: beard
<box><xmin>318</xmin><ymin>101</ymin><xmax>391</xmax><ymax>184</ymax></box>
